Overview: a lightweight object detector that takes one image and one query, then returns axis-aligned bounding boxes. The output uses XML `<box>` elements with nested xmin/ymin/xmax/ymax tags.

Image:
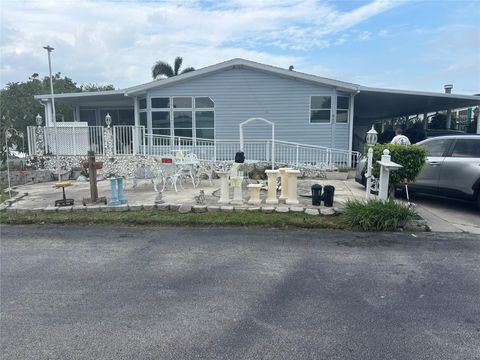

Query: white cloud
<box><xmin>0</xmin><ymin>0</ymin><xmax>406</xmax><ymax>88</ymax></box>
<box><xmin>358</xmin><ymin>31</ymin><xmax>372</xmax><ymax>41</ymax></box>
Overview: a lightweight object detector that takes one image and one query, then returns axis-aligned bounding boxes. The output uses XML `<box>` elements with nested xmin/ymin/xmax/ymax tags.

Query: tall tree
<box><xmin>151</xmin><ymin>56</ymin><xmax>195</xmax><ymax>79</ymax></box>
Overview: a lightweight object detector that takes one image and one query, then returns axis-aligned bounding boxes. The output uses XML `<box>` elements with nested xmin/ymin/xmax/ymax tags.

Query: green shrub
<box><xmin>343</xmin><ymin>199</ymin><xmax>416</xmax><ymax>231</ymax></box>
<box><xmin>366</xmin><ymin>143</ymin><xmax>427</xmax><ymax>186</ymax></box>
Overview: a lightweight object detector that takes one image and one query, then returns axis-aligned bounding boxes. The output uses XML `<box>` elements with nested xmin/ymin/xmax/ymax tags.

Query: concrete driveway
<box><xmin>1</xmin><ymin>225</ymin><xmax>479</xmax><ymax>360</ymax></box>
<box><xmin>348</xmin><ymin>181</ymin><xmax>480</xmax><ymax>234</ymax></box>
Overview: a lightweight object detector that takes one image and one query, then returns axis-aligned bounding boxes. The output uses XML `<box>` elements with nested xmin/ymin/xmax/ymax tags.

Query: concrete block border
<box><xmin>1</xmin><ymin>201</ymin><xmax>346</xmax><ymax>217</ymax></box>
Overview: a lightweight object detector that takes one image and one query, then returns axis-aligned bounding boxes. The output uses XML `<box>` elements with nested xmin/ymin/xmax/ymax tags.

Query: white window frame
<box><xmin>309</xmin><ymin>95</ymin><xmax>333</xmax><ymax>124</ymax></box>
<box><xmin>335</xmin><ymin>94</ymin><xmax>350</xmax><ymax>124</ymax></box>
<box><xmin>148</xmin><ymin>95</ymin><xmax>215</xmax><ymax>140</ymax></box>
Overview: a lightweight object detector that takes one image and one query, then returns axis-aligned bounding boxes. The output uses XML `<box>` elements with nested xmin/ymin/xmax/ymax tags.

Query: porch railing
<box><xmin>27</xmin><ymin>125</ymin><xmax>360</xmax><ymax>168</ymax></box>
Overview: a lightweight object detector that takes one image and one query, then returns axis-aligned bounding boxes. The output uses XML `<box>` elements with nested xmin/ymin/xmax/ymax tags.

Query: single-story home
<box><xmin>33</xmin><ymin>58</ymin><xmax>480</xmax><ymax>161</ymax></box>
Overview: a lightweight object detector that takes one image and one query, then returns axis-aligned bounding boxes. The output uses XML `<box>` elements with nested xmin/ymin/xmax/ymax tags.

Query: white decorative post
<box><xmin>376</xmin><ymin>149</ymin><xmax>402</xmax><ymax>202</ymax></box>
<box><xmin>216</xmin><ymin>171</ymin><xmax>230</xmax><ymax>204</ymax></box>
<box><xmin>285</xmin><ymin>169</ymin><xmax>301</xmax><ymax>205</ymax></box>
<box><xmin>265</xmin><ymin>169</ymin><xmax>279</xmax><ymax>204</ymax></box>
<box><xmin>365</xmin><ymin>125</ymin><xmax>378</xmax><ymax>200</ymax></box>
<box><xmin>278</xmin><ymin>167</ymin><xmax>291</xmax><ymax>202</ymax></box>
<box><xmin>230</xmin><ymin>176</ymin><xmax>244</xmax><ymax>205</ymax></box>
<box><xmin>247</xmin><ymin>184</ymin><xmax>262</xmax><ymax>205</ymax></box>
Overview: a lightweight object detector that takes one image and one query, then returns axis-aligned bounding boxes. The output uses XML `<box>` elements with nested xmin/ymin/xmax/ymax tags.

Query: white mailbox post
<box><xmin>376</xmin><ymin>149</ymin><xmax>403</xmax><ymax>201</ymax></box>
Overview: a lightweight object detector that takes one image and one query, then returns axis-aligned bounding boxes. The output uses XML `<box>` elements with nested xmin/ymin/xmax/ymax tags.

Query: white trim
<box><xmin>347</xmin><ymin>93</ymin><xmax>356</xmax><ymax>167</ymax></box>
<box><xmin>358</xmin><ymin>86</ymin><xmax>480</xmax><ymax>101</ymax></box>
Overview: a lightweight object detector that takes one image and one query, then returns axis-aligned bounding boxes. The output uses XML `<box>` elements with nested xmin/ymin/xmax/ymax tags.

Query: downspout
<box><xmin>348</xmin><ymin>89</ymin><xmax>360</xmax><ymax>168</ymax></box>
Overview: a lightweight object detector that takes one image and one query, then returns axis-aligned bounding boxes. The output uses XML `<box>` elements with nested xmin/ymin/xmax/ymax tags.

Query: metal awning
<box><xmin>354</xmin><ymin>87</ymin><xmax>480</xmax><ymax>124</ymax></box>
<box><xmin>34</xmin><ymin>90</ymin><xmax>133</xmax><ymax>108</ymax></box>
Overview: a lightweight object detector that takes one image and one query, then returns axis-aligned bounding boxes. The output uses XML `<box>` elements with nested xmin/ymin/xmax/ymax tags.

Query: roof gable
<box><xmin>124</xmin><ymin>58</ymin><xmax>360</xmax><ymax>95</ymax></box>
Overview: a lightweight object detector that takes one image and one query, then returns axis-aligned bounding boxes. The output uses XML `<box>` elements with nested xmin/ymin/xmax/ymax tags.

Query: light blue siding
<box><xmin>148</xmin><ymin>67</ymin><xmax>352</xmax><ymax>150</ymax></box>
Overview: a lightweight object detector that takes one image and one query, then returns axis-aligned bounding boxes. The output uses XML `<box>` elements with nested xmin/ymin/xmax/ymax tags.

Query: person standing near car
<box><xmin>391</xmin><ymin>128</ymin><xmax>411</xmax><ymax>145</ymax></box>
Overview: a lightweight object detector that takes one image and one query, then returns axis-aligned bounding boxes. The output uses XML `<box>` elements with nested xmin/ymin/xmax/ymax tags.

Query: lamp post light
<box><xmin>365</xmin><ymin>125</ymin><xmax>378</xmax><ymax>200</ymax></box>
<box><xmin>44</xmin><ymin>45</ymin><xmax>60</xmax><ymax>181</ymax></box>
<box><xmin>36</xmin><ymin>113</ymin><xmax>43</xmax><ymax>127</ymax></box>
<box><xmin>5</xmin><ymin>127</ymin><xmax>19</xmax><ymax>198</ymax></box>
<box><xmin>105</xmin><ymin>113</ymin><xmax>112</xmax><ymax>128</ymax></box>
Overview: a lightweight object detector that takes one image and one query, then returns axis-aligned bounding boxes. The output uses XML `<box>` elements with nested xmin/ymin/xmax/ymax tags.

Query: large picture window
<box><xmin>144</xmin><ymin>96</ymin><xmax>214</xmax><ymax>139</ymax></box>
<box><xmin>152</xmin><ymin>111</ymin><xmax>170</xmax><ymax>135</ymax></box>
<box><xmin>174</xmin><ymin>111</ymin><xmax>193</xmax><ymax>138</ymax></box>
<box><xmin>310</xmin><ymin>96</ymin><xmax>331</xmax><ymax>123</ymax></box>
<box><xmin>196</xmin><ymin>110</ymin><xmax>214</xmax><ymax>139</ymax></box>
<box><xmin>336</xmin><ymin>96</ymin><xmax>350</xmax><ymax>123</ymax></box>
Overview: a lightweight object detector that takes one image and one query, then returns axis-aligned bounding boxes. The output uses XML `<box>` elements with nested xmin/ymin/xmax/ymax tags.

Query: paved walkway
<box><xmin>7</xmin><ymin>178</ymin><xmax>364</xmax><ymax>210</ymax></box>
<box><xmin>4</xmin><ymin>178</ymin><xmax>479</xmax><ymax>233</ymax></box>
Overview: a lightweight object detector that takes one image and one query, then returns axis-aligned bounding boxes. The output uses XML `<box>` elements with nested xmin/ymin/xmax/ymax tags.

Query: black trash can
<box><xmin>235</xmin><ymin>151</ymin><xmax>245</xmax><ymax>163</ymax></box>
<box><xmin>311</xmin><ymin>184</ymin><xmax>322</xmax><ymax>206</ymax></box>
<box><xmin>323</xmin><ymin>185</ymin><xmax>335</xmax><ymax>207</ymax></box>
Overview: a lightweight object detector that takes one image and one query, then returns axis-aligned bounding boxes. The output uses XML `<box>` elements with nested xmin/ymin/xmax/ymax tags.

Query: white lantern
<box><xmin>105</xmin><ymin>113</ymin><xmax>112</xmax><ymax>128</ymax></box>
<box><xmin>366</xmin><ymin>125</ymin><xmax>378</xmax><ymax>147</ymax></box>
<box><xmin>35</xmin><ymin>113</ymin><xmax>43</xmax><ymax>127</ymax></box>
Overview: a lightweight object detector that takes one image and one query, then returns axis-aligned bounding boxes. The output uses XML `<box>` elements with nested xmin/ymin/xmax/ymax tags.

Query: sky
<box><xmin>1</xmin><ymin>0</ymin><xmax>479</xmax><ymax>94</ymax></box>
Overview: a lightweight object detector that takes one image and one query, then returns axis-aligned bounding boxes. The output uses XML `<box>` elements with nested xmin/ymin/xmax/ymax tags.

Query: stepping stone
<box><xmin>246</xmin><ymin>207</ymin><xmax>261</xmax><ymax>212</ymax></box>
<box><xmin>178</xmin><ymin>204</ymin><xmax>192</xmax><ymax>213</ymax></box>
<box><xmin>320</xmin><ymin>208</ymin><xmax>335</xmax><ymax>216</ymax></box>
<box><xmin>220</xmin><ymin>206</ymin><xmax>234</xmax><ymax>212</ymax></box>
<box><xmin>128</xmin><ymin>205</ymin><xmax>143</xmax><ymax>211</ymax></box>
<box><xmin>142</xmin><ymin>205</ymin><xmax>155</xmax><ymax>210</ymax></box>
<box><xmin>304</xmin><ymin>208</ymin><xmax>319</xmax><ymax>216</ymax></box>
<box><xmin>57</xmin><ymin>206</ymin><xmax>72</xmax><ymax>212</ymax></box>
<box><xmin>275</xmin><ymin>207</ymin><xmax>289</xmax><ymax>213</ymax></box>
<box><xmin>261</xmin><ymin>207</ymin><xmax>275</xmax><ymax>213</ymax></box>
<box><xmin>192</xmin><ymin>205</ymin><xmax>207</xmax><ymax>213</ymax></box>
<box><xmin>207</xmin><ymin>206</ymin><xmax>220</xmax><ymax>212</ymax></box>
<box><xmin>289</xmin><ymin>206</ymin><xmax>304</xmax><ymax>212</ymax></box>
<box><xmin>156</xmin><ymin>203</ymin><xmax>170</xmax><ymax>211</ymax></box>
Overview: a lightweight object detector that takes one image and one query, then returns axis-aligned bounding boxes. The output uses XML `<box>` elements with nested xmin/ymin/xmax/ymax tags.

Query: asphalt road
<box><xmin>1</xmin><ymin>225</ymin><xmax>480</xmax><ymax>360</ymax></box>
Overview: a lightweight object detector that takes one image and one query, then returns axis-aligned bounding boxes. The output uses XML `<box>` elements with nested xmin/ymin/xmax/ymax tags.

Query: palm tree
<box><xmin>151</xmin><ymin>56</ymin><xmax>195</xmax><ymax>79</ymax></box>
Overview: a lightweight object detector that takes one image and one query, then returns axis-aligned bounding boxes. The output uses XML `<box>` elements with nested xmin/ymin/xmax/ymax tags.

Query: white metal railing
<box><xmin>27</xmin><ymin>125</ymin><xmax>360</xmax><ymax>167</ymax></box>
<box><xmin>113</xmin><ymin>126</ymin><xmax>145</xmax><ymax>155</ymax></box>
<box><xmin>27</xmin><ymin>125</ymin><xmax>105</xmax><ymax>156</ymax></box>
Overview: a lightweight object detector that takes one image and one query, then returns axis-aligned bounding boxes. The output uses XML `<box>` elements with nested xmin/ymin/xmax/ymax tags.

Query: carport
<box><xmin>351</xmin><ymin>87</ymin><xmax>480</xmax><ymax>151</ymax></box>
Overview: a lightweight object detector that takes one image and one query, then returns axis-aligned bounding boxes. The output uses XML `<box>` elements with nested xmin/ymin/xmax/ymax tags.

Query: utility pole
<box><xmin>44</xmin><ymin>45</ymin><xmax>60</xmax><ymax>181</ymax></box>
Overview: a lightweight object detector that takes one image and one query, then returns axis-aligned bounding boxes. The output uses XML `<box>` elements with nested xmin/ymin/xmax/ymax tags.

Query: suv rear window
<box><xmin>451</xmin><ymin>139</ymin><xmax>480</xmax><ymax>158</ymax></box>
<box><xmin>419</xmin><ymin>138</ymin><xmax>453</xmax><ymax>157</ymax></box>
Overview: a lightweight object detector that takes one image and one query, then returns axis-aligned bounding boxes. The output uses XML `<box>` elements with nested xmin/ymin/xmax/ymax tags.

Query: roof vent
<box><xmin>288</xmin><ymin>65</ymin><xmax>294</xmax><ymax>71</ymax></box>
<box><xmin>444</xmin><ymin>84</ymin><xmax>453</xmax><ymax>93</ymax></box>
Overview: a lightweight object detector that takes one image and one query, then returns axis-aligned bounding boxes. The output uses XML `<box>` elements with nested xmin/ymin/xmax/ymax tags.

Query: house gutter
<box><xmin>348</xmin><ymin>89</ymin><xmax>361</xmax><ymax>163</ymax></box>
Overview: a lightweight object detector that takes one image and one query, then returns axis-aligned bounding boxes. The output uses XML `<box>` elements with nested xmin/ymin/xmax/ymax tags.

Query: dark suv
<box><xmin>355</xmin><ymin>135</ymin><xmax>480</xmax><ymax>209</ymax></box>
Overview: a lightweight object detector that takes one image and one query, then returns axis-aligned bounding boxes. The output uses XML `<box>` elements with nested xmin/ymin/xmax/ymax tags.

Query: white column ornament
<box><xmin>247</xmin><ymin>184</ymin><xmax>262</xmax><ymax>205</ymax></box>
<box><xmin>278</xmin><ymin>167</ymin><xmax>291</xmax><ymax>202</ymax></box>
<box><xmin>265</xmin><ymin>169</ymin><xmax>279</xmax><ymax>204</ymax></box>
<box><xmin>230</xmin><ymin>176</ymin><xmax>244</xmax><ymax>205</ymax></box>
<box><xmin>216</xmin><ymin>171</ymin><xmax>230</xmax><ymax>204</ymax></box>
<box><xmin>285</xmin><ymin>169</ymin><xmax>301</xmax><ymax>205</ymax></box>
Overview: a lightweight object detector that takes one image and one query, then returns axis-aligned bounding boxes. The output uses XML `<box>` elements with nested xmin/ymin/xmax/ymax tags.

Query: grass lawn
<box><xmin>0</xmin><ymin>184</ymin><xmax>15</xmax><ymax>204</ymax></box>
<box><xmin>0</xmin><ymin>210</ymin><xmax>348</xmax><ymax>230</ymax></box>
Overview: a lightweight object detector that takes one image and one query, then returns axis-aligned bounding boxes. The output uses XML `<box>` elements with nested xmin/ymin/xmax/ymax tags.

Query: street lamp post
<box><xmin>5</xmin><ymin>128</ymin><xmax>19</xmax><ymax>198</ymax></box>
<box><xmin>365</xmin><ymin>125</ymin><xmax>378</xmax><ymax>200</ymax></box>
<box><xmin>44</xmin><ymin>45</ymin><xmax>60</xmax><ymax>181</ymax></box>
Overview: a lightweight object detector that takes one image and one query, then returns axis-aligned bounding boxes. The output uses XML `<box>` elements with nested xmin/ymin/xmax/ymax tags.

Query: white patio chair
<box><xmin>158</xmin><ymin>162</ymin><xmax>183</xmax><ymax>192</ymax></box>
